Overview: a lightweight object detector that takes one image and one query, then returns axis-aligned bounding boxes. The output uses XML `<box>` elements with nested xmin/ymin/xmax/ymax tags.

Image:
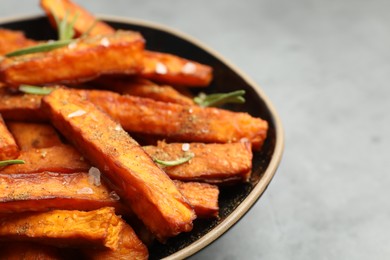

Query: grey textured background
<box><xmin>1</xmin><ymin>1</ymin><xmax>389</xmax><ymax>259</ymax></box>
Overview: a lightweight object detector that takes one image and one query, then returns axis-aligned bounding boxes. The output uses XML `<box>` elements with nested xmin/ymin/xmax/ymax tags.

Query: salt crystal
<box><xmin>88</xmin><ymin>167</ymin><xmax>101</xmax><ymax>186</ymax></box>
<box><xmin>68</xmin><ymin>109</ymin><xmax>86</xmax><ymax>118</ymax></box>
<box><xmin>182</xmin><ymin>62</ymin><xmax>196</xmax><ymax>74</ymax></box>
<box><xmin>182</xmin><ymin>143</ymin><xmax>190</xmax><ymax>152</ymax></box>
<box><xmin>156</xmin><ymin>62</ymin><xmax>167</xmax><ymax>74</ymax></box>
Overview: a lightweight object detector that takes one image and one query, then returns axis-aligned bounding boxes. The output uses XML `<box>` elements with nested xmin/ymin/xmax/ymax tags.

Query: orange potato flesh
<box><xmin>0</xmin><ymin>171</ymin><xmax>122</xmax><ymax>214</ymax></box>
<box><xmin>0</xmin><ymin>88</ymin><xmax>267</xmax><ymax>148</ymax></box>
<box><xmin>0</xmin><ymin>207</ymin><xmax>124</xmax><ymax>250</ymax></box>
<box><xmin>84</xmin><ymin>89</ymin><xmax>268</xmax><ymax>149</ymax></box>
<box><xmin>144</xmin><ymin>141</ymin><xmax>253</xmax><ymax>184</ymax></box>
<box><xmin>7</xmin><ymin>122</ymin><xmax>63</xmax><ymax>150</ymax></box>
<box><xmin>0</xmin><ymin>88</ymin><xmax>47</xmax><ymax>122</ymax></box>
<box><xmin>0</xmin><ymin>29</ymin><xmax>37</xmax><ymax>56</ymax></box>
<box><xmin>140</xmin><ymin>51</ymin><xmax>213</xmax><ymax>87</ymax></box>
<box><xmin>40</xmin><ymin>0</ymin><xmax>115</xmax><ymax>37</ymax></box>
<box><xmin>0</xmin><ymin>145</ymin><xmax>90</xmax><ymax>174</ymax></box>
<box><xmin>0</xmin><ymin>114</ymin><xmax>20</xmax><ymax>160</ymax></box>
<box><xmin>93</xmin><ymin>76</ymin><xmax>195</xmax><ymax>105</ymax></box>
<box><xmin>174</xmin><ymin>180</ymin><xmax>219</xmax><ymax>218</ymax></box>
<box><xmin>41</xmin><ymin>88</ymin><xmax>195</xmax><ymax>241</ymax></box>
<box><xmin>83</xmin><ymin>222</ymin><xmax>149</xmax><ymax>260</ymax></box>
<box><xmin>0</xmin><ymin>31</ymin><xmax>145</xmax><ymax>86</ymax></box>
<box><xmin>0</xmin><ymin>242</ymin><xmax>63</xmax><ymax>260</ymax></box>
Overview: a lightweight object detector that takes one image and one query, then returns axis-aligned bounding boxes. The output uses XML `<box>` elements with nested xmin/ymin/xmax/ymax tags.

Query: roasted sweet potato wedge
<box><xmin>0</xmin><ymin>207</ymin><xmax>124</xmax><ymax>250</ymax></box>
<box><xmin>174</xmin><ymin>180</ymin><xmax>219</xmax><ymax>218</ymax></box>
<box><xmin>83</xmin><ymin>221</ymin><xmax>149</xmax><ymax>260</ymax></box>
<box><xmin>93</xmin><ymin>76</ymin><xmax>195</xmax><ymax>105</ymax></box>
<box><xmin>0</xmin><ymin>171</ymin><xmax>124</xmax><ymax>214</ymax></box>
<box><xmin>7</xmin><ymin>122</ymin><xmax>63</xmax><ymax>150</ymax></box>
<box><xmin>0</xmin><ymin>28</ymin><xmax>36</xmax><ymax>56</ymax></box>
<box><xmin>144</xmin><ymin>141</ymin><xmax>253</xmax><ymax>183</ymax></box>
<box><xmin>0</xmin><ymin>145</ymin><xmax>90</xmax><ymax>174</ymax></box>
<box><xmin>0</xmin><ymin>88</ymin><xmax>47</xmax><ymax>122</ymax></box>
<box><xmin>40</xmin><ymin>0</ymin><xmax>115</xmax><ymax>37</ymax></box>
<box><xmin>0</xmin><ymin>114</ymin><xmax>20</xmax><ymax>160</ymax></box>
<box><xmin>140</xmin><ymin>50</ymin><xmax>213</xmax><ymax>87</ymax></box>
<box><xmin>0</xmin><ymin>242</ymin><xmax>63</xmax><ymax>260</ymax></box>
<box><xmin>0</xmin><ymin>31</ymin><xmax>145</xmax><ymax>86</ymax></box>
<box><xmin>42</xmin><ymin>88</ymin><xmax>195</xmax><ymax>241</ymax></box>
<box><xmin>84</xmin><ymin>89</ymin><xmax>268</xmax><ymax>149</ymax></box>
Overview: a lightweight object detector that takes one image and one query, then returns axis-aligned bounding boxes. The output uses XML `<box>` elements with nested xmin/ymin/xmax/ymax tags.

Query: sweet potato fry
<box><xmin>0</xmin><ymin>88</ymin><xmax>47</xmax><ymax>122</ymax></box>
<box><xmin>93</xmin><ymin>76</ymin><xmax>195</xmax><ymax>105</ymax></box>
<box><xmin>140</xmin><ymin>50</ymin><xmax>213</xmax><ymax>87</ymax></box>
<box><xmin>0</xmin><ymin>114</ymin><xmax>20</xmax><ymax>160</ymax></box>
<box><xmin>144</xmin><ymin>141</ymin><xmax>253</xmax><ymax>183</ymax></box>
<box><xmin>83</xmin><ymin>222</ymin><xmax>149</xmax><ymax>260</ymax></box>
<box><xmin>0</xmin><ymin>145</ymin><xmax>90</xmax><ymax>174</ymax></box>
<box><xmin>0</xmin><ymin>31</ymin><xmax>145</xmax><ymax>86</ymax></box>
<box><xmin>174</xmin><ymin>180</ymin><xmax>219</xmax><ymax>218</ymax></box>
<box><xmin>83</xmin><ymin>89</ymin><xmax>268</xmax><ymax>149</ymax></box>
<box><xmin>0</xmin><ymin>28</ymin><xmax>37</xmax><ymax>56</ymax></box>
<box><xmin>7</xmin><ymin>122</ymin><xmax>63</xmax><ymax>150</ymax></box>
<box><xmin>0</xmin><ymin>207</ymin><xmax>125</xmax><ymax>250</ymax></box>
<box><xmin>0</xmin><ymin>171</ymin><xmax>123</xmax><ymax>214</ymax></box>
<box><xmin>42</xmin><ymin>88</ymin><xmax>195</xmax><ymax>241</ymax></box>
<box><xmin>40</xmin><ymin>0</ymin><xmax>115</xmax><ymax>37</ymax></box>
<box><xmin>0</xmin><ymin>242</ymin><xmax>63</xmax><ymax>260</ymax></box>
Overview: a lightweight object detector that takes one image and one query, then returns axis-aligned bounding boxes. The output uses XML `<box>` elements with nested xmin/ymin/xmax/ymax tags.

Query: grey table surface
<box><xmin>1</xmin><ymin>0</ymin><xmax>389</xmax><ymax>259</ymax></box>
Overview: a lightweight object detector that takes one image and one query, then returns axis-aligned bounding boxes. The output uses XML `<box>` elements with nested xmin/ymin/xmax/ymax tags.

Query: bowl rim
<box><xmin>0</xmin><ymin>14</ymin><xmax>285</xmax><ymax>260</ymax></box>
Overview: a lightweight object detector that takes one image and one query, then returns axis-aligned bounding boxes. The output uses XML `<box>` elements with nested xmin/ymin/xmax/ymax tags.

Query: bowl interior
<box><xmin>0</xmin><ymin>16</ymin><xmax>282</xmax><ymax>259</ymax></box>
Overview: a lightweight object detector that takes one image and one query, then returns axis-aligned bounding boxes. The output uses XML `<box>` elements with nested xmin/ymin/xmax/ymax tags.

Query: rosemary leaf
<box><xmin>5</xmin><ymin>40</ymin><xmax>73</xmax><ymax>57</ymax></box>
<box><xmin>153</xmin><ymin>153</ymin><xmax>194</xmax><ymax>167</ymax></box>
<box><xmin>0</xmin><ymin>159</ymin><xmax>25</xmax><ymax>167</ymax></box>
<box><xmin>194</xmin><ymin>90</ymin><xmax>246</xmax><ymax>107</ymax></box>
<box><xmin>19</xmin><ymin>85</ymin><xmax>54</xmax><ymax>95</ymax></box>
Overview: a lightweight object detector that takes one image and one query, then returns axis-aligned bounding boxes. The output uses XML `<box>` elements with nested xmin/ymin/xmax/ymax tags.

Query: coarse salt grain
<box><xmin>156</xmin><ymin>62</ymin><xmax>167</xmax><ymax>74</ymax></box>
<box><xmin>68</xmin><ymin>109</ymin><xmax>86</xmax><ymax>118</ymax></box>
<box><xmin>182</xmin><ymin>62</ymin><xmax>196</xmax><ymax>74</ymax></box>
<box><xmin>109</xmin><ymin>191</ymin><xmax>120</xmax><ymax>200</ymax></box>
<box><xmin>100</xmin><ymin>37</ymin><xmax>110</xmax><ymax>47</ymax></box>
<box><xmin>88</xmin><ymin>167</ymin><xmax>101</xmax><ymax>186</ymax></box>
<box><xmin>182</xmin><ymin>143</ymin><xmax>190</xmax><ymax>152</ymax></box>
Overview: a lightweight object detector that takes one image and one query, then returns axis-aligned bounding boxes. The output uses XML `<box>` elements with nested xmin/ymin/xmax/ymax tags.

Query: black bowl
<box><xmin>0</xmin><ymin>15</ymin><xmax>284</xmax><ymax>259</ymax></box>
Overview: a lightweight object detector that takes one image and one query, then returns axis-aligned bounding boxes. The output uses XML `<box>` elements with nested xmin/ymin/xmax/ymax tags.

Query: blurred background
<box><xmin>1</xmin><ymin>0</ymin><xmax>389</xmax><ymax>259</ymax></box>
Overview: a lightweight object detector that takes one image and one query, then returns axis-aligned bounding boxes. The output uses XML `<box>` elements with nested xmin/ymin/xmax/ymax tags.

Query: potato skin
<box><xmin>144</xmin><ymin>141</ymin><xmax>253</xmax><ymax>184</ymax></box>
<box><xmin>0</xmin><ymin>31</ymin><xmax>145</xmax><ymax>86</ymax></box>
<box><xmin>0</xmin><ymin>114</ymin><xmax>20</xmax><ymax>160</ymax></box>
<box><xmin>0</xmin><ymin>207</ymin><xmax>124</xmax><ymax>250</ymax></box>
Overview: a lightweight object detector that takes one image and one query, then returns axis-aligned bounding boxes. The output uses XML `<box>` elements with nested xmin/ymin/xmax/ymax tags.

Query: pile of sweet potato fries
<box><xmin>0</xmin><ymin>0</ymin><xmax>268</xmax><ymax>258</ymax></box>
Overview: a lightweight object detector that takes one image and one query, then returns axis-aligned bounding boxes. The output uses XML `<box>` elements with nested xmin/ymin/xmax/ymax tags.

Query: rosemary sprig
<box><xmin>5</xmin><ymin>9</ymin><xmax>79</xmax><ymax>58</ymax></box>
<box><xmin>54</xmin><ymin>10</ymin><xmax>79</xmax><ymax>41</ymax></box>
<box><xmin>0</xmin><ymin>159</ymin><xmax>25</xmax><ymax>167</ymax></box>
<box><xmin>5</xmin><ymin>40</ymin><xmax>73</xmax><ymax>57</ymax></box>
<box><xmin>19</xmin><ymin>85</ymin><xmax>54</xmax><ymax>95</ymax></box>
<box><xmin>153</xmin><ymin>153</ymin><xmax>194</xmax><ymax>167</ymax></box>
<box><xmin>194</xmin><ymin>90</ymin><xmax>246</xmax><ymax>107</ymax></box>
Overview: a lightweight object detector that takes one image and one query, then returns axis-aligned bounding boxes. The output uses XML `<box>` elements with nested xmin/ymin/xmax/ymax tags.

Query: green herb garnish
<box><xmin>0</xmin><ymin>159</ymin><xmax>25</xmax><ymax>167</ymax></box>
<box><xmin>19</xmin><ymin>85</ymin><xmax>54</xmax><ymax>95</ymax></box>
<box><xmin>194</xmin><ymin>90</ymin><xmax>246</xmax><ymax>107</ymax></box>
<box><xmin>5</xmin><ymin>9</ymin><xmax>78</xmax><ymax>58</ymax></box>
<box><xmin>54</xmin><ymin>10</ymin><xmax>79</xmax><ymax>41</ymax></box>
<box><xmin>5</xmin><ymin>40</ymin><xmax>73</xmax><ymax>57</ymax></box>
<box><xmin>153</xmin><ymin>153</ymin><xmax>194</xmax><ymax>167</ymax></box>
